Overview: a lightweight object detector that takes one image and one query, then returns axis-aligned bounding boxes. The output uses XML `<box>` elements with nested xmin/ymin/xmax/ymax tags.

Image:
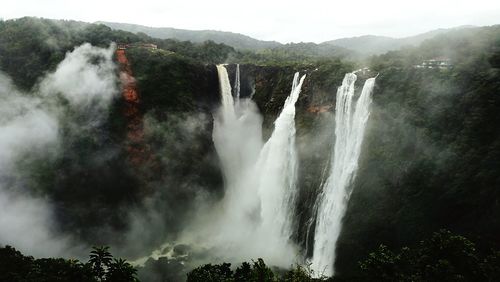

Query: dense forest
<box><xmin>0</xmin><ymin>17</ymin><xmax>499</xmax><ymax>281</ymax></box>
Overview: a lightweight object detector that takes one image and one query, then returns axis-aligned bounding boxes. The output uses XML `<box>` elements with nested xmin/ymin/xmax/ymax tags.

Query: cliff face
<box><xmin>121</xmin><ymin>39</ymin><xmax>500</xmax><ymax>276</ymax></box>
<box><xmin>226</xmin><ymin>63</ymin><xmax>345</xmax><ymax>116</ymax></box>
<box><xmin>124</xmin><ymin>55</ymin><xmax>380</xmax><ymax>249</ymax></box>
<box><xmin>116</xmin><ymin>49</ymin><xmax>150</xmax><ymax>168</ymax></box>
<box><xmin>120</xmin><ymin>56</ymin><xmax>356</xmax><ymax>253</ymax></box>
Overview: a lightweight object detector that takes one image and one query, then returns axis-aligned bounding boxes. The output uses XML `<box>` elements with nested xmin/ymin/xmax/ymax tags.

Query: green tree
<box><xmin>186</xmin><ymin>262</ymin><xmax>233</xmax><ymax>282</ymax></box>
<box><xmin>234</xmin><ymin>261</ymin><xmax>252</xmax><ymax>281</ymax></box>
<box><xmin>0</xmin><ymin>245</ymin><xmax>138</xmax><ymax>282</ymax></box>
<box><xmin>358</xmin><ymin>230</ymin><xmax>500</xmax><ymax>281</ymax></box>
<box><xmin>88</xmin><ymin>246</ymin><xmax>113</xmax><ymax>281</ymax></box>
<box><xmin>251</xmin><ymin>258</ymin><xmax>275</xmax><ymax>282</ymax></box>
<box><xmin>106</xmin><ymin>258</ymin><xmax>139</xmax><ymax>282</ymax></box>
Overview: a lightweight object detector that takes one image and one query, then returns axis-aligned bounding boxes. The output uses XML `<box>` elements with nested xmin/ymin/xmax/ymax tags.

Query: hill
<box><xmin>323</xmin><ymin>26</ymin><xmax>477</xmax><ymax>55</ymax></box>
<box><xmin>100</xmin><ymin>21</ymin><xmax>480</xmax><ymax>57</ymax></box>
<box><xmin>98</xmin><ymin>21</ymin><xmax>281</xmax><ymax>51</ymax></box>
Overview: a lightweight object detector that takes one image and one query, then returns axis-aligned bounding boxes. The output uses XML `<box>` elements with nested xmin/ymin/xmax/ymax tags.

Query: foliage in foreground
<box><xmin>186</xmin><ymin>230</ymin><xmax>500</xmax><ymax>282</ymax></box>
<box><xmin>1</xmin><ymin>230</ymin><xmax>499</xmax><ymax>281</ymax></box>
<box><xmin>187</xmin><ymin>258</ymin><xmax>329</xmax><ymax>282</ymax></box>
<box><xmin>0</xmin><ymin>245</ymin><xmax>138</xmax><ymax>282</ymax></box>
<box><xmin>358</xmin><ymin>230</ymin><xmax>500</xmax><ymax>281</ymax></box>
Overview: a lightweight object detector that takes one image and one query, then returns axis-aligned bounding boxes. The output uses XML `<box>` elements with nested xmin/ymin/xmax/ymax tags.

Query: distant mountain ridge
<box><xmin>99</xmin><ymin>21</ymin><xmax>478</xmax><ymax>56</ymax></box>
<box><xmin>322</xmin><ymin>26</ymin><xmax>477</xmax><ymax>55</ymax></box>
<box><xmin>97</xmin><ymin>21</ymin><xmax>282</xmax><ymax>51</ymax></box>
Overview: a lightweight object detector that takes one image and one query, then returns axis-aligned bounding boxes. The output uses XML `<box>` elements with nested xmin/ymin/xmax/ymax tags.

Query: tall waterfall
<box><xmin>213</xmin><ymin>64</ymin><xmax>262</xmax><ymax>202</ymax></box>
<box><xmin>215</xmin><ymin>65</ymin><xmax>236</xmax><ymax>121</ymax></box>
<box><xmin>207</xmin><ymin>65</ymin><xmax>306</xmax><ymax>266</ymax></box>
<box><xmin>234</xmin><ymin>64</ymin><xmax>241</xmax><ymax>99</ymax></box>
<box><xmin>311</xmin><ymin>73</ymin><xmax>376</xmax><ymax>276</ymax></box>
<box><xmin>256</xmin><ymin>72</ymin><xmax>306</xmax><ymax>245</ymax></box>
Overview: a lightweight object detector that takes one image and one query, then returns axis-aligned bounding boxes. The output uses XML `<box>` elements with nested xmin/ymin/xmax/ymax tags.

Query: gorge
<box><xmin>0</xmin><ymin>17</ymin><xmax>499</xmax><ymax>282</ymax></box>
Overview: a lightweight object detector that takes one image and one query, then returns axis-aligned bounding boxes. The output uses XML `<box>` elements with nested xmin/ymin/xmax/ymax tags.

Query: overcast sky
<box><xmin>2</xmin><ymin>0</ymin><xmax>500</xmax><ymax>43</ymax></box>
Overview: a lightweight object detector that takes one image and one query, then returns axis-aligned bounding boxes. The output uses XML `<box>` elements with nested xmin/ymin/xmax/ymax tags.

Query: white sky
<box><xmin>2</xmin><ymin>0</ymin><xmax>500</xmax><ymax>43</ymax></box>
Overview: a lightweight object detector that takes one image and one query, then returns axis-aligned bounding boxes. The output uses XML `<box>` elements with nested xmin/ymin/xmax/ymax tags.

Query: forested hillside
<box><xmin>336</xmin><ymin>24</ymin><xmax>500</xmax><ymax>278</ymax></box>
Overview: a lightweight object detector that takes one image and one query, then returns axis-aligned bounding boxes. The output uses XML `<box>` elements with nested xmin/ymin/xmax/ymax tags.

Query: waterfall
<box><xmin>234</xmin><ymin>64</ymin><xmax>241</xmax><ymax>99</ymax></box>
<box><xmin>142</xmin><ymin>66</ymin><xmax>307</xmax><ymax>268</ymax></box>
<box><xmin>207</xmin><ymin>65</ymin><xmax>306</xmax><ymax>266</ymax></box>
<box><xmin>311</xmin><ymin>73</ymin><xmax>376</xmax><ymax>276</ymax></box>
<box><xmin>256</xmin><ymin>72</ymin><xmax>306</xmax><ymax>244</ymax></box>
<box><xmin>215</xmin><ymin>65</ymin><xmax>236</xmax><ymax>121</ymax></box>
<box><xmin>213</xmin><ymin>64</ymin><xmax>262</xmax><ymax>197</ymax></box>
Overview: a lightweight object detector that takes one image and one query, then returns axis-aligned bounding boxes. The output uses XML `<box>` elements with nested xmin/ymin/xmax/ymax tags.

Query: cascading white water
<box><xmin>256</xmin><ymin>72</ymin><xmax>306</xmax><ymax>242</ymax></box>
<box><xmin>234</xmin><ymin>64</ymin><xmax>241</xmax><ymax>99</ymax></box>
<box><xmin>136</xmin><ymin>66</ymin><xmax>309</xmax><ymax>268</ymax></box>
<box><xmin>215</xmin><ymin>65</ymin><xmax>236</xmax><ymax>120</ymax></box>
<box><xmin>213</xmin><ymin>64</ymin><xmax>262</xmax><ymax>206</ymax></box>
<box><xmin>213</xmin><ymin>65</ymin><xmax>240</xmax><ymax>186</ymax></box>
<box><xmin>204</xmin><ymin>65</ymin><xmax>306</xmax><ymax>265</ymax></box>
<box><xmin>311</xmin><ymin>73</ymin><xmax>376</xmax><ymax>276</ymax></box>
<box><xmin>143</xmin><ymin>65</ymin><xmax>308</xmax><ymax>267</ymax></box>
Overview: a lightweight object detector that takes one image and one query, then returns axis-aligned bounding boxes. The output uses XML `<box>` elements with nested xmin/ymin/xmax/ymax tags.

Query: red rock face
<box><xmin>116</xmin><ymin>50</ymin><xmax>140</xmax><ymax>103</ymax></box>
<box><xmin>116</xmin><ymin>49</ymin><xmax>149</xmax><ymax>166</ymax></box>
<box><xmin>307</xmin><ymin>105</ymin><xmax>333</xmax><ymax>114</ymax></box>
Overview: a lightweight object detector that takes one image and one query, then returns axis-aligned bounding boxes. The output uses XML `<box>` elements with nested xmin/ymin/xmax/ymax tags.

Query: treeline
<box><xmin>0</xmin><ymin>17</ymin><xmax>236</xmax><ymax>89</ymax></box>
<box><xmin>369</xmin><ymin>25</ymin><xmax>500</xmax><ymax>71</ymax></box>
<box><xmin>0</xmin><ymin>17</ymin><xmax>144</xmax><ymax>89</ymax></box>
<box><xmin>3</xmin><ymin>230</ymin><xmax>497</xmax><ymax>281</ymax></box>
<box><xmin>232</xmin><ymin>42</ymin><xmax>354</xmax><ymax>66</ymax></box>
<box><xmin>0</xmin><ymin>246</ymin><xmax>138</xmax><ymax>282</ymax></box>
<box><xmin>185</xmin><ymin>230</ymin><xmax>499</xmax><ymax>281</ymax></box>
<box><xmin>0</xmin><ymin>17</ymin><xmax>354</xmax><ymax>91</ymax></box>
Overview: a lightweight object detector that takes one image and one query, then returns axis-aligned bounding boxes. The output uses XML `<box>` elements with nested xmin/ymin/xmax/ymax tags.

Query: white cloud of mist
<box><xmin>0</xmin><ymin>93</ymin><xmax>58</xmax><ymax>171</ymax></box>
<box><xmin>0</xmin><ymin>43</ymin><xmax>118</xmax><ymax>257</ymax></box>
<box><xmin>0</xmin><ymin>192</ymin><xmax>71</xmax><ymax>257</ymax></box>
<box><xmin>0</xmin><ymin>75</ymin><xmax>65</xmax><ymax>257</ymax></box>
<box><xmin>39</xmin><ymin>43</ymin><xmax>117</xmax><ymax>108</ymax></box>
<box><xmin>114</xmin><ymin>111</ymin><xmax>222</xmax><ymax>260</ymax></box>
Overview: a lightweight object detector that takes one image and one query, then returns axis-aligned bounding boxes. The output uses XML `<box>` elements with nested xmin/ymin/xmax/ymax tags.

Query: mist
<box><xmin>0</xmin><ymin>43</ymin><xmax>118</xmax><ymax>257</ymax></box>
